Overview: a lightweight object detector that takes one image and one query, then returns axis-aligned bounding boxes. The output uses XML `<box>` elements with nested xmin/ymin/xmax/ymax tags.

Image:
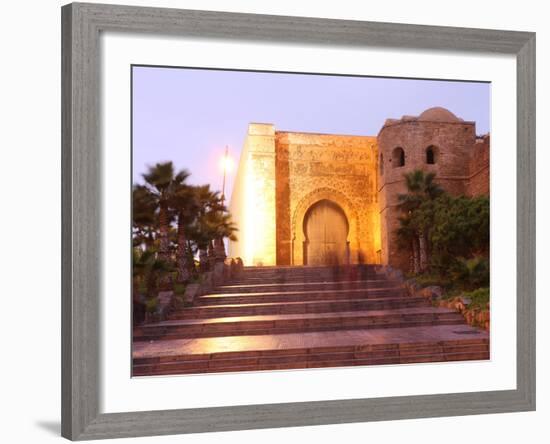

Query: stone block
<box><xmin>223</xmin><ymin>259</ymin><xmax>233</xmax><ymax>280</ymax></box>
<box><xmin>403</xmin><ymin>279</ymin><xmax>420</xmax><ymax>296</ymax></box>
<box><xmin>200</xmin><ymin>272</ymin><xmax>214</xmax><ymax>294</ymax></box>
<box><xmin>183</xmin><ymin>284</ymin><xmax>200</xmax><ymax>305</ymax></box>
<box><xmin>213</xmin><ymin>262</ymin><xmax>225</xmax><ymax>286</ymax></box>
<box><xmin>140</xmin><ymin>290</ymin><xmax>176</xmax><ymax>323</ymax></box>
<box><xmin>419</xmin><ymin>285</ymin><xmax>443</xmax><ymax>301</ymax></box>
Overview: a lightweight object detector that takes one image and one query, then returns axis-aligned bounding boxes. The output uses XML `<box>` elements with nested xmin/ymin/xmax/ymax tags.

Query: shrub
<box><xmin>411</xmin><ymin>273</ymin><xmax>453</xmax><ymax>290</ymax></box>
<box><xmin>145</xmin><ymin>297</ymin><xmax>158</xmax><ymax>314</ymax></box>
<box><xmin>396</xmin><ymin>173</ymin><xmax>490</xmax><ymax>278</ymax></box>
<box><xmin>462</xmin><ymin>287</ymin><xmax>490</xmax><ymax>310</ymax></box>
<box><xmin>448</xmin><ymin>256</ymin><xmax>490</xmax><ymax>291</ymax></box>
<box><xmin>173</xmin><ymin>283</ymin><xmax>187</xmax><ymax>295</ymax></box>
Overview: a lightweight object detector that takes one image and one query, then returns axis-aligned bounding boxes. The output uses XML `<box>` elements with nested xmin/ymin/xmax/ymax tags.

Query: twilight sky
<box><xmin>132</xmin><ymin>66</ymin><xmax>490</xmax><ymax>200</ymax></box>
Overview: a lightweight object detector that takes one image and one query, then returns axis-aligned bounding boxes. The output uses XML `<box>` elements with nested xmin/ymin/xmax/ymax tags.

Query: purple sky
<box><xmin>132</xmin><ymin>66</ymin><xmax>490</xmax><ymax>199</ymax></box>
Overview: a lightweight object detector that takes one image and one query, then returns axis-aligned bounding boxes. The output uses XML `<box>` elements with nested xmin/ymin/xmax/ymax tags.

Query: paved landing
<box><xmin>133</xmin><ymin>324</ymin><xmax>489</xmax><ymax>359</ymax></box>
<box><xmin>150</xmin><ymin>306</ymin><xmax>458</xmax><ymax>327</ymax></box>
<box><xmin>216</xmin><ymin>279</ymin><xmax>391</xmax><ymax>289</ymax></box>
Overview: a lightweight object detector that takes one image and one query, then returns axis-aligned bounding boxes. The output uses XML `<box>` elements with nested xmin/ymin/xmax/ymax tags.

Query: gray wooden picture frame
<box><xmin>61</xmin><ymin>2</ymin><xmax>536</xmax><ymax>440</ymax></box>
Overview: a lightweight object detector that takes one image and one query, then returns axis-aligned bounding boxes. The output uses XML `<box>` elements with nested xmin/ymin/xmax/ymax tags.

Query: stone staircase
<box><xmin>133</xmin><ymin>265</ymin><xmax>489</xmax><ymax>376</ymax></box>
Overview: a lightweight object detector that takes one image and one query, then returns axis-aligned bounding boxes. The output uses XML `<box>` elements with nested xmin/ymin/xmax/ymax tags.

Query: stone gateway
<box><xmin>229</xmin><ymin>107</ymin><xmax>490</xmax><ymax>269</ymax></box>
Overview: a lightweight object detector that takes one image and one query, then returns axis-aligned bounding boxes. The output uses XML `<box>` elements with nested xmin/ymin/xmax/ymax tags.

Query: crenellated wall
<box><xmin>230</xmin><ymin>107</ymin><xmax>489</xmax><ymax>269</ymax></box>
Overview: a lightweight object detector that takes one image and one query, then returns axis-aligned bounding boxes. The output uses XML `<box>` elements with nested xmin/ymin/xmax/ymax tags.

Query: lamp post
<box><xmin>221</xmin><ymin>145</ymin><xmax>229</xmax><ymax>206</ymax></box>
<box><xmin>216</xmin><ymin>145</ymin><xmax>231</xmax><ymax>262</ymax></box>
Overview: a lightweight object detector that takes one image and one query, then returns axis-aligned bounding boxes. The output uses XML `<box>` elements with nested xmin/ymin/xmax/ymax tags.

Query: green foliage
<box><xmin>173</xmin><ymin>283</ymin><xmax>187</xmax><ymax>295</ymax></box>
<box><xmin>398</xmin><ymin>170</ymin><xmax>445</xmax><ymax>213</ymax></box>
<box><xmin>396</xmin><ymin>215</ymin><xmax>416</xmax><ymax>250</ymax></box>
<box><xmin>145</xmin><ymin>297</ymin><xmax>158</xmax><ymax>314</ymax></box>
<box><xmin>142</xmin><ymin>161</ymin><xmax>176</xmax><ymax>193</ymax></box>
<box><xmin>462</xmin><ymin>287</ymin><xmax>490</xmax><ymax>310</ymax></box>
<box><xmin>448</xmin><ymin>257</ymin><xmax>490</xmax><ymax>291</ymax></box>
<box><xmin>429</xmin><ymin>195</ymin><xmax>489</xmax><ymax>262</ymax></box>
<box><xmin>132</xmin><ymin>184</ymin><xmax>158</xmax><ymax>247</ymax></box>
<box><xmin>132</xmin><ymin>162</ymin><xmax>239</xmax><ymax>287</ymax></box>
<box><xmin>396</xmin><ymin>170</ymin><xmax>446</xmax><ymax>273</ymax></box>
<box><xmin>132</xmin><ymin>247</ymin><xmax>174</xmax><ymax>299</ymax></box>
<box><xmin>410</xmin><ymin>272</ymin><xmax>453</xmax><ymax>290</ymax></box>
<box><xmin>396</xmin><ymin>169</ymin><xmax>490</xmax><ymax>296</ymax></box>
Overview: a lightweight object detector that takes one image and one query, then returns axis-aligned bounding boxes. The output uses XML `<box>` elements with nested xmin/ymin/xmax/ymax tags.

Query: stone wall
<box><xmin>228</xmin><ymin>123</ymin><xmax>277</xmax><ymax>266</ymax></box>
<box><xmin>275</xmin><ymin>131</ymin><xmax>380</xmax><ymax>265</ymax></box>
<box><xmin>467</xmin><ymin>135</ymin><xmax>490</xmax><ymax>196</ymax></box>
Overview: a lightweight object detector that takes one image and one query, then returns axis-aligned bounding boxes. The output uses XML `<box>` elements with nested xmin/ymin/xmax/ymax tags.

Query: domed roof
<box><xmin>417</xmin><ymin>107</ymin><xmax>462</xmax><ymax>123</ymax></box>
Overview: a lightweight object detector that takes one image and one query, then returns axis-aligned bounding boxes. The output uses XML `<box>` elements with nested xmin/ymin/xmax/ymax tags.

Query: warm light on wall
<box><xmin>372</xmin><ymin>211</ymin><xmax>382</xmax><ymax>264</ymax></box>
<box><xmin>244</xmin><ymin>159</ymin><xmax>256</xmax><ymax>266</ymax></box>
<box><xmin>236</xmin><ymin>125</ymin><xmax>277</xmax><ymax>267</ymax></box>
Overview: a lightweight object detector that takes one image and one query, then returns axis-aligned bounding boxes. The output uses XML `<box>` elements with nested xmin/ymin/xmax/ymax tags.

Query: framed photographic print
<box><xmin>61</xmin><ymin>2</ymin><xmax>535</xmax><ymax>440</ymax></box>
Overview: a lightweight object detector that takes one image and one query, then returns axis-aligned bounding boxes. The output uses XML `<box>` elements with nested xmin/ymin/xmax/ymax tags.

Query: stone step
<box><xmin>196</xmin><ymin>286</ymin><xmax>406</xmax><ymax>306</ymax></box>
<box><xmin>134</xmin><ymin>308</ymin><xmax>464</xmax><ymax>340</ymax></box>
<box><xmin>229</xmin><ymin>278</ymin><xmax>381</xmax><ymax>286</ymax></box>
<box><xmin>134</xmin><ymin>349</ymin><xmax>490</xmax><ymax>376</ymax></box>
<box><xmin>241</xmin><ymin>265</ymin><xmax>380</xmax><ymax>274</ymax></box>
<box><xmin>132</xmin><ymin>325</ymin><xmax>489</xmax><ymax>376</ymax></box>
<box><xmin>167</xmin><ymin>296</ymin><xmax>431</xmax><ymax>320</ymax></box>
<box><xmin>230</xmin><ymin>272</ymin><xmax>383</xmax><ymax>283</ymax></box>
<box><xmin>234</xmin><ymin>266</ymin><xmax>383</xmax><ymax>282</ymax></box>
<box><xmin>212</xmin><ymin>279</ymin><xmax>399</xmax><ymax>294</ymax></box>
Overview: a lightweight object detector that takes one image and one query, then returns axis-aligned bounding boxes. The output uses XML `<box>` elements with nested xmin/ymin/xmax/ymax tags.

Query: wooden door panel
<box><xmin>304</xmin><ymin>200</ymin><xmax>349</xmax><ymax>265</ymax></box>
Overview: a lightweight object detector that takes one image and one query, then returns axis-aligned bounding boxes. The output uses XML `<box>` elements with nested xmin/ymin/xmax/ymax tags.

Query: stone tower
<box><xmin>377</xmin><ymin>107</ymin><xmax>478</xmax><ymax>270</ymax></box>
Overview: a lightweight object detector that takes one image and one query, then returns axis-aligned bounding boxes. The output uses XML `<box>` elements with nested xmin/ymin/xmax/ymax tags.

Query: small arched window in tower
<box><xmin>380</xmin><ymin>154</ymin><xmax>384</xmax><ymax>175</ymax></box>
<box><xmin>392</xmin><ymin>147</ymin><xmax>405</xmax><ymax>168</ymax></box>
<box><xmin>426</xmin><ymin>145</ymin><xmax>437</xmax><ymax>164</ymax></box>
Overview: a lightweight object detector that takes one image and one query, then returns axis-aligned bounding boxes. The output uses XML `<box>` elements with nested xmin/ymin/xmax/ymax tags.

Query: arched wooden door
<box><xmin>303</xmin><ymin>200</ymin><xmax>349</xmax><ymax>265</ymax></box>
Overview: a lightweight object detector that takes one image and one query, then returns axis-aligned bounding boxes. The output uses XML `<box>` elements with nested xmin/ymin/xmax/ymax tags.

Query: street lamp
<box><xmin>220</xmin><ymin>145</ymin><xmax>234</xmax><ymax>206</ymax></box>
<box><xmin>215</xmin><ymin>145</ymin><xmax>233</xmax><ymax>262</ymax></box>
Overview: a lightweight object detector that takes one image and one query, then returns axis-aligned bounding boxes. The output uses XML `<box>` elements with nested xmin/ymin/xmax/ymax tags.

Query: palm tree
<box><xmin>132</xmin><ymin>184</ymin><xmax>157</xmax><ymax>249</ymax></box>
<box><xmin>189</xmin><ymin>185</ymin><xmax>217</xmax><ymax>271</ymax></box>
<box><xmin>397</xmin><ymin>170</ymin><xmax>444</xmax><ymax>273</ymax></box>
<box><xmin>207</xmin><ymin>210</ymin><xmax>238</xmax><ymax>262</ymax></box>
<box><xmin>212</xmin><ymin>211</ymin><xmax>238</xmax><ymax>244</ymax></box>
<box><xmin>396</xmin><ymin>215</ymin><xmax>420</xmax><ymax>274</ymax></box>
<box><xmin>398</xmin><ymin>170</ymin><xmax>444</xmax><ymax>212</ymax></box>
<box><xmin>141</xmin><ymin>162</ymin><xmax>178</xmax><ymax>263</ymax></box>
<box><xmin>170</xmin><ymin>171</ymin><xmax>200</xmax><ymax>283</ymax></box>
<box><xmin>135</xmin><ymin>164</ymin><xmax>238</xmax><ymax>284</ymax></box>
<box><xmin>190</xmin><ymin>185</ymin><xmax>238</xmax><ymax>271</ymax></box>
<box><xmin>132</xmin><ymin>247</ymin><xmax>173</xmax><ymax>324</ymax></box>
